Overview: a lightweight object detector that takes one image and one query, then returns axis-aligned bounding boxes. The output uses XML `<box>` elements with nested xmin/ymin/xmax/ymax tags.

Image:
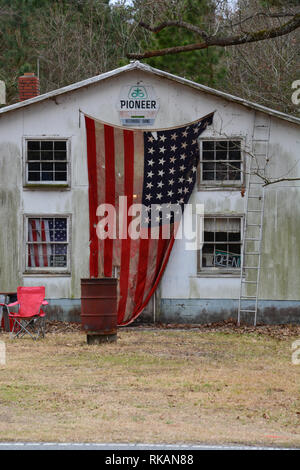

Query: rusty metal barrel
<box><xmin>80</xmin><ymin>278</ymin><xmax>118</xmax><ymax>344</ymax></box>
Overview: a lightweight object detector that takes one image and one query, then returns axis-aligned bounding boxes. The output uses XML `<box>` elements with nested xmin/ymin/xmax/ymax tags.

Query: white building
<box><xmin>0</xmin><ymin>61</ymin><xmax>300</xmax><ymax>325</ymax></box>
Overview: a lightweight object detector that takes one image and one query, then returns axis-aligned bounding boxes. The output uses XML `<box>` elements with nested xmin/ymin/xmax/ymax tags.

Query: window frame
<box><xmin>23</xmin><ymin>136</ymin><xmax>71</xmax><ymax>188</ymax></box>
<box><xmin>197</xmin><ymin>215</ymin><xmax>244</xmax><ymax>276</ymax></box>
<box><xmin>23</xmin><ymin>214</ymin><xmax>72</xmax><ymax>275</ymax></box>
<box><xmin>198</xmin><ymin>137</ymin><xmax>245</xmax><ymax>190</ymax></box>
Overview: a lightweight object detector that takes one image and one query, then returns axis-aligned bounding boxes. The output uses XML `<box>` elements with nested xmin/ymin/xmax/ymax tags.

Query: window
<box><xmin>25</xmin><ymin>139</ymin><xmax>69</xmax><ymax>185</ymax></box>
<box><xmin>199</xmin><ymin>140</ymin><xmax>242</xmax><ymax>186</ymax></box>
<box><xmin>25</xmin><ymin>216</ymin><xmax>70</xmax><ymax>273</ymax></box>
<box><xmin>199</xmin><ymin>217</ymin><xmax>242</xmax><ymax>272</ymax></box>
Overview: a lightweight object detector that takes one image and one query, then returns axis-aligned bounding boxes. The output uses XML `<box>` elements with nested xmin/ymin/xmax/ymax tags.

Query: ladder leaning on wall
<box><xmin>237</xmin><ymin>113</ymin><xmax>270</xmax><ymax>326</ymax></box>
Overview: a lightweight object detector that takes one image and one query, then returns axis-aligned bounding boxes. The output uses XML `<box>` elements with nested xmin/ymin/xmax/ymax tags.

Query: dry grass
<box><xmin>0</xmin><ymin>324</ymin><xmax>299</xmax><ymax>447</ymax></box>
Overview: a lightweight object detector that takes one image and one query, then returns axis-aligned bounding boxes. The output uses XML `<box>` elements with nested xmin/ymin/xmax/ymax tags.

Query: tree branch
<box><xmin>138</xmin><ymin>20</ymin><xmax>208</xmax><ymax>38</ymax></box>
<box><xmin>127</xmin><ymin>13</ymin><xmax>300</xmax><ymax>59</ymax></box>
<box><xmin>262</xmin><ymin>177</ymin><xmax>300</xmax><ymax>187</ymax></box>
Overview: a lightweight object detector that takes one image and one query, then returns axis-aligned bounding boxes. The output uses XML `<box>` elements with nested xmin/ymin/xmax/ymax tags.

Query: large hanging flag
<box><xmin>84</xmin><ymin>112</ymin><xmax>214</xmax><ymax>326</ymax></box>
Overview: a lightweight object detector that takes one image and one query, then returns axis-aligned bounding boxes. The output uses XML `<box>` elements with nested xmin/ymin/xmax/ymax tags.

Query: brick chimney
<box><xmin>18</xmin><ymin>72</ymin><xmax>40</xmax><ymax>101</ymax></box>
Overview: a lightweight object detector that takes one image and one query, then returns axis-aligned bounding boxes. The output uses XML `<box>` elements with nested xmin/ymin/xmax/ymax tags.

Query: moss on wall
<box><xmin>0</xmin><ymin>144</ymin><xmax>22</xmax><ymax>291</ymax></box>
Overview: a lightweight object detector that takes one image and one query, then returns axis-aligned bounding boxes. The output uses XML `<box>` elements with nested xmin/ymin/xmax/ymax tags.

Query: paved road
<box><xmin>0</xmin><ymin>442</ymin><xmax>297</xmax><ymax>450</ymax></box>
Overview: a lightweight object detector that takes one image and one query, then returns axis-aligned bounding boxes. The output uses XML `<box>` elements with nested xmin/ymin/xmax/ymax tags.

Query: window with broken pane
<box><xmin>200</xmin><ymin>140</ymin><xmax>242</xmax><ymax>183</ymax></box>
<box><xmin>26</xmin><ymin>140</ymin><xmax>68</xmax><ymax>184</ymax></box>
<box><xmin>199</xmin><ymin>217</ymin><xmax>242</xmax><ymax>271</ymax></box>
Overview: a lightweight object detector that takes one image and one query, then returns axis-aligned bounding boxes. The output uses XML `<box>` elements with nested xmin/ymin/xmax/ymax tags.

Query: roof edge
<box><xmin>135</xmin><ymin>61</ymin><xmax>300</xmax><ymax>126</ymax></box>
<box><xmin>0</xmin><ymin>62</ymin><xmax>137</xmax><ymax>115</ymax></box>
<box><xmin>0</xmin><ymin>60</ymin><xmax>299</xmax><ymax>126</ymax></box>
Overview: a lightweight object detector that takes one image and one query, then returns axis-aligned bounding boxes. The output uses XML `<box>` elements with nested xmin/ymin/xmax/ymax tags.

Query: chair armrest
<box><xmin>7</xmin><ymin>301</ymin><xmax>19</xmax><ymax>307</ymax></box>
<box><xmin>42</xmin><ymin>300</ymin><xmax>48</xmax><ymax>305</ymax></box>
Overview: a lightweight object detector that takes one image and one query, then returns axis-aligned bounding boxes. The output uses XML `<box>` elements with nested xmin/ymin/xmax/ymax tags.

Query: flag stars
<box><xmin>142</xmin><ymin>117</ymin><xmax>213</xmax><ymax>224</ymax></box>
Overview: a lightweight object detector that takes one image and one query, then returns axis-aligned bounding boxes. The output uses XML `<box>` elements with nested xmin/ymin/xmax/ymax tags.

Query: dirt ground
<box><xmin>0</xmin><ymin>320</ymin><xmax>299</xmax><ymax>447</ymax></box>
<box><xmin>45</xmin><ymin>318</ymin><xmax>300</xmax><ymax>340</ymax></box>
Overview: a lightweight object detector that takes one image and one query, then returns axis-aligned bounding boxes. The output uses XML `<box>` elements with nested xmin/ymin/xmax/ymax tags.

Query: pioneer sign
<box><xmin>117</xmin><ymin>84</ymin><xmax>160</xmax><ymax>126</ymax></box>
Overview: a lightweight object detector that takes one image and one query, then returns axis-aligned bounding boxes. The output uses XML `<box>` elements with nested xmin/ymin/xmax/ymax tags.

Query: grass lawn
<box><xmin>0</xmin><ymin>323</ymin><xmax>299</xmax><ymax>447</ymax></box>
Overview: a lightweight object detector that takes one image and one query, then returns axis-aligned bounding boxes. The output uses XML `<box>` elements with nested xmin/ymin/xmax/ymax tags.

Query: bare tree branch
<box><xmin>223</xmin><ymin>11</ymin><xmax>300</xmax><ymax>30</ymax></box>
<box><xmin>138</xmin><ymin>20</ymin><xmax>208</xmax><ymax>38</ymax></box>
<box><xmin>127</xmin><ymin>13</ymin><xmax>300</xmax><ymax>59</ymax></box>
<box><xmin>215</xmin><ymin>115</ymin><xmax>300</xmax><ymax>190</ymax></box>
<box><xmin>262</xmin><ymin>177</ymin><xmax>300</xmax><ymax>187</ymax></box>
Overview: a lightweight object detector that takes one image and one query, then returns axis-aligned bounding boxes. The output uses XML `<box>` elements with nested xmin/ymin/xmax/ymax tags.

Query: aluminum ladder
<box><xmin>237</xmin><ymin>114</ymin><xmax>270</xmax><ymax>326</ymax></box>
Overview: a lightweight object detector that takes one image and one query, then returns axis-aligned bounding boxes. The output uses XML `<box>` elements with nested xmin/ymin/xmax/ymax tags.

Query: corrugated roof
<box><xmin>0</xmin><ymin>60</ymin><xmax>299</xmax><ymax>125</ymax></box>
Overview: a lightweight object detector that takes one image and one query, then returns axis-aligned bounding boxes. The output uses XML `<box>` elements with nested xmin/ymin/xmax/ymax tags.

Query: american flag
<box><xmin>28</xmin><ymin>218</ymin><xmax>67</xmax><ymax>268</ymax></box>
<box><xmin>141</xmin><ymin>118</ymin><xmax>213</xmax><ymax>227</ymax></box>
<box><xmin>85</xmin><ymin>112</ymin><xmax>213</xmax><ymax>325</ymax></box>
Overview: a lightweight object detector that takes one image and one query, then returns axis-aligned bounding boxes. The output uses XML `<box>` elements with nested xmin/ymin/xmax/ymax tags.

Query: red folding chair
<box><xmin>6</xmin><ymin>287</ymin><xmax>48</xmax><ymax>340</ymax></box>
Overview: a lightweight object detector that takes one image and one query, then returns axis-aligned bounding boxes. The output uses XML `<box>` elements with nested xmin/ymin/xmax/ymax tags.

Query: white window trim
<box><xmin>198</xmin><ymin>137</ymin><xmax>245</xmax><ymax>190</ymax></box>
<box><xmin>197</xmin><ymin>214</ymin><xmax>244</xmax><ymax>276</ymax></box>
<box><xmin>23</xmin><ymin>136</ymin><xmax>71</xmax><ymax>189</ymax></box>
<box><xmin>23</xmin><ymin>214</ymin><xmax>72</xmax><ymax>275</ymax></box>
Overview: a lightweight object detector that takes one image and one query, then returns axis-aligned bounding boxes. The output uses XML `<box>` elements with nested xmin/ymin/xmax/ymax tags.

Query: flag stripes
<box><xmin>85</xmin><ymin>116</ymin><xmax>99</xmax><ymax>277</ymax></box>
<box><xmin>85</xmin><ymin>112</ymin><xmax>213</xmax><ymax>325</ymax></box>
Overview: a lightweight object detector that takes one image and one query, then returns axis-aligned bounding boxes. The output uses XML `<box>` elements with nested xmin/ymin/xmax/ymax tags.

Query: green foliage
<box><xmin>133</xmin><ymin>0</ymin><xmax>226</xmax><ymax>87</ymax></box>
<box><xmin>0</xmin><ymin>0</ymin><xmax>134</xmax><ymax>103</ymax></box>
<box><xmin>0</xmin><ymin>0</ymin><xmax>52</xmax><ymax>102</ymax></box>
<box><xmin>0</xmin><ymin>0</ymin><xmax>297</xmax><ymax>115</ymax></box>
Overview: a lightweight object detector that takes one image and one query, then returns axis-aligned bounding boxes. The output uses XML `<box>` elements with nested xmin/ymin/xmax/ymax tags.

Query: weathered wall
<box><xmin>0</xmin><ymin>67</ymin><xmax>299</xmax><ymax>323</ymax></box>
<box><xmin>0</xmin><ymin>110</ymin><xmax>23</xmax><ymax>291</ymax></box>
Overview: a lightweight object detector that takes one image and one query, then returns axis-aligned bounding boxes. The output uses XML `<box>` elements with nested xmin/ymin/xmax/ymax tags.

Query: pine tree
<box><xmin>133</xmin><ymin>0</ymin><xmax>226</xmax><ymax>87</ymax></box>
